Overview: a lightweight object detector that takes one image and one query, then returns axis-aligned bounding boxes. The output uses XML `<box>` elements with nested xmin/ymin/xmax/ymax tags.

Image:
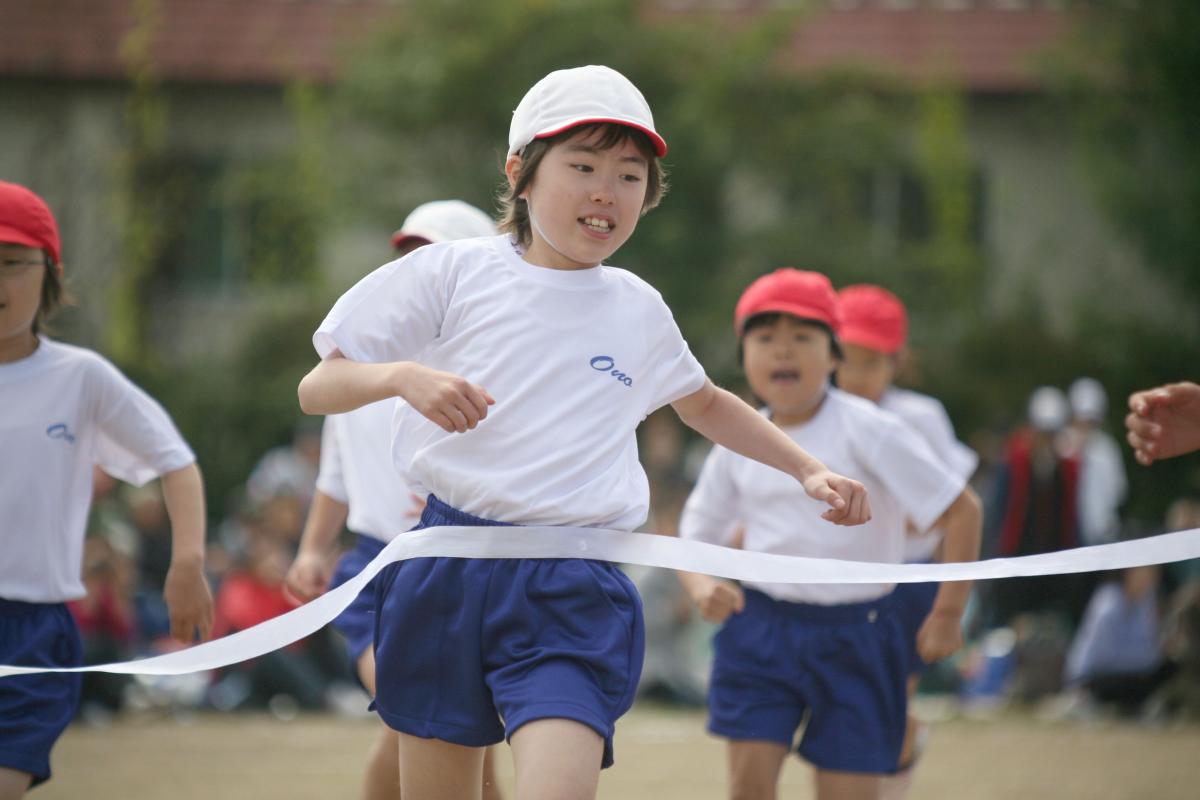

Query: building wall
<box><xmin>967</xmin><ymin>94</ymin><xmax>1192</xmax><ymax>336</ymax></box>
<box><xmin>0</xmin><ymin>78</ymin><xmax>369</xmax><ymax>360</ymax></box>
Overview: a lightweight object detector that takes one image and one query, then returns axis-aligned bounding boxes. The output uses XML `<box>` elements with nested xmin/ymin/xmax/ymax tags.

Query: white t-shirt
<box><xmin>315</xmin><ymin>400</ymin><xmax>423</xmax><ymax>542</ymax></box>
<box><xmin>680</xmin><ymin>389</ymin><xmax>965</xmax><ymax>605</ymax></box>
<box><xmin>0</xmin><ymin>339</ymin><xmax>195</xmax><ymax>602</ymax></box>
<box><xmin>313</xmin><ymin>235</ymin><xmax>707</xmax><ymax>530</ymax></box>
<box><xmin>880</xmin><ymin>386</ymin><xmax>978</xmax><ymax>561</ymax></box>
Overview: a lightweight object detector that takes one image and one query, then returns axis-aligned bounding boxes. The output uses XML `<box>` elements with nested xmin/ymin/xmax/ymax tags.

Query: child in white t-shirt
<box><xmin>0</xmin><ymin>180</ymin><xmax>212</xmax><ymax>798</ymax></box>
<box><xmin>836</xmin><ymin>283</ymin><xmax>981</xmax><ymax>799</ymax></box>
<box><xmin>297</xmin><ymin>66</ymin><xmax>869</xmax><ymax>800</ymax></box>
<box><xmin>679</xmin><ymin>269</ymin><xmax>980</xmax><ymax>800</ymax></box>
<box><xmin>286</xmin><ymin>199</ymin><xmax>501</xmax><ymax>800</ymax></box>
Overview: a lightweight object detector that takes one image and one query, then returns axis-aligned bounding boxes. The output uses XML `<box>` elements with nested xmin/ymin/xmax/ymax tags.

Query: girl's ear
<box><xmin>504</xmin><ymin>155</ymin><xmax>523</xmax><ymax>193</ymax></box>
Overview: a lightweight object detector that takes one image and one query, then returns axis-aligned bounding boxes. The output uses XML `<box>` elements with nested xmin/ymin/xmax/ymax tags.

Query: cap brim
<box><xmin>527</xmin><ymin>117</ymin><xmax>667</xmax><ymax>158</ymax></box>
<box><xmin>738</xmin><ymin>302</ymin><xmax>838</xmax><ymax>335</ymax></box>
<box><xmin>839</xmin><ymin>325</ymin><xmax>903</xmax><ymax>354</ymax></box>
<box><xmin>390</xmin><ymin>231</ymin><xmax>435</xmax><ymax>251</ymax></box>
<box><xmin>0</xmin><ymin>224</ymin><xmax>47</xmax><ymax>254</ymax></box>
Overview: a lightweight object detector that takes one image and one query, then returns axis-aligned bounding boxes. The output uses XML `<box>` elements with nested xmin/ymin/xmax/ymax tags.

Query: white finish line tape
<box><xmin>3</xmin><ymin>525</ymin><xmax>1198</xmax><ymax>677</ymax></box>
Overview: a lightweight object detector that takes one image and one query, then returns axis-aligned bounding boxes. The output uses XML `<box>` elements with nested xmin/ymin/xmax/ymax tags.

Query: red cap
<box><xmin>0</xmin><ymin>181</ymin><xmax>62</xmax><ymax>274</ymax></box>
<box><xmin>838</xmin><ymin>284</ymin><xmax>907</xmax><ymax>354</ymax></box>
<box><xmin>734</xmin><ymin>269</ymin><xmax>840</xmax><ymax>335</ymax></box>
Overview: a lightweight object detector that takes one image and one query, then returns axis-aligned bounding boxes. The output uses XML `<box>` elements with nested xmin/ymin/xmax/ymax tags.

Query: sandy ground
<box><xmin>36</xmin><ymin>703</ymin><xmax>1200</xmax><ymax>800</ymax></box>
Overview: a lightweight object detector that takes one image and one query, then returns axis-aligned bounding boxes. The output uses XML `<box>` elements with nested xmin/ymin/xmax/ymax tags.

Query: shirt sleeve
<box><xmin>644</xmin><ymin>297</ymin><xmax>707</xmax><ymax>412</ymax></box>
<box><xmin>313</xmin><ymin>245</ymin><xmax>453</xmax><ymax>363</ymax></box>
<box><xmin>906</xmin><ymin>397</ymin><xmax>979</xmax><ymax>481</ymax></box>
<box><xmin>679</xmin><ymin>446</ymin><xmax>741</xmax><ymax>546</ymax></box>
<box><xmin>314</xmin><ymin>416</ymin><xmax>348</xmax><ymax>504</ymax></box>
<box><xmin>861</xmin><ymin>414</ymin><xmax>966</xmax><ymax>533</ymax></box>
<box><xmin>89</xmin><ymin>358</ymin><xmax>195</xmax><ymax>487</ymax></box>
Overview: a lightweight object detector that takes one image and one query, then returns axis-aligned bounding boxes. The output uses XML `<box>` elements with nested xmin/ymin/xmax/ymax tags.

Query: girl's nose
<box><xmin>590</xmin><ymin>177</ymin><xmax>617</xmax><ymax>205</ymax></box>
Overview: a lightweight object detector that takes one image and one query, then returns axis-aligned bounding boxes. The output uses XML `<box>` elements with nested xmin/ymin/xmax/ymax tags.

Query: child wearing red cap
<box><xmin>0</xmin><ymin>181</ymin><xmax>213</xmax><ymax>797</ymax></box>
<box><xmin>836</xmin><ymin>284</ymin><xmax>982</xmax><ymax>798</ymax></box>
<box><xmin>298</xmin><ymin>67</ymin><xmax>868</xmax><ymax>799</ymax></box>
<box><xmin>678</xmin><ymin>269</ymin><xmax>980</xmax><ymax>800</ymax></box>
<box><xmin>286</xmin><ymin>199</ymin><xmax>502</xmax><ymax>800</ymax></box>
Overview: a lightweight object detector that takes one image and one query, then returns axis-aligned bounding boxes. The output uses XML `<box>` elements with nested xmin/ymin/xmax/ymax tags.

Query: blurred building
<box><xmin>0</xmin><ymin>0</ymin><xmax>1178</xmax><ymax>354</ymax></box>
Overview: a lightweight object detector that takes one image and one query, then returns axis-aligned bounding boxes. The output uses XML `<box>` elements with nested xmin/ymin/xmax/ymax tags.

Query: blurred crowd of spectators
<box><xmin>72</xmin><ymin>421</ymin><xmax>360</xmax><ymax>724</ymax></box>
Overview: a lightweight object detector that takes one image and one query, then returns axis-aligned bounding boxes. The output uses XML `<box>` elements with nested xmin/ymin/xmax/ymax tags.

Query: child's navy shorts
<box><xmin>329</xmin><ymin>534</ymin><xmax>389</xmax><ymax>663</ymax></box>
<box><xmin>893</xmin><ymin>578</ymin><xmax>939</xmax><ymax>676</ymax></box>
<box><xmin>708</xmin><ymin>588</ymin><xmax>908</xmax><ymax>774</ymax></box>
<box><xmin>373</xmin><ymin>495</ymin><xmax>644</xmax><ymax>769</ymax></box>
<box><xmin>0</xmin><ymin>598</ymin><xmax>83</xmax><ymax>787</ymax></box>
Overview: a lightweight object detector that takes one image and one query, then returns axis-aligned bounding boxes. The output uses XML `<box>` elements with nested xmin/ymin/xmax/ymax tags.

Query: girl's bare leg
<box><xmin>510</xmin><ymin>718</ymin><xmax>603</xmax><ymax>800</ymax></box>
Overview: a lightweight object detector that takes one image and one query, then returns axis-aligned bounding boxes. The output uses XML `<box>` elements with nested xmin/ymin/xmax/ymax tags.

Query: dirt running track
<box><xmin>39</xmin><ymin>706</ymin><xmax>1200</xmax><ymax>799</ymax></box>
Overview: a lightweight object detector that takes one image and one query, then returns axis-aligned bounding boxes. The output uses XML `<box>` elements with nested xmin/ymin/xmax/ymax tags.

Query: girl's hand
<box><xmin>163</xmin><ymin>560</ymin><xmax>214</xmax><ymax>643</ymax></box>
<box><xmin>398</xmin><ymin>363</ymin><xmax>496</xmax><ymax>433</ymax></box>
<box><xmin>686</xmin><ymin>575</ymin><xmax>746</xmax><ymax>624</ymax></box>
<box><xmin>285</xmin><ymin>550</ymin><xmax>333</xmax><ymax>603</ymax></box>
<box><xmin>802</xmin><ymin>470</ymin><xmax>871</xmax><ymax>526</ymax></box>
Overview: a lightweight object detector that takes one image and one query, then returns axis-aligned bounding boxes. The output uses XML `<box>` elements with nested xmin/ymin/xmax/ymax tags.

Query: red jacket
<box><xmin>998</xmin><ymin>427</ymin><xmax>1079</xmax><ymax>557</ymax></box>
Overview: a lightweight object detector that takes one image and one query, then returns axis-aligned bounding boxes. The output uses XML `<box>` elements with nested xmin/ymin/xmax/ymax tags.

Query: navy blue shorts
<box><xmin>330</xmin><ymin>534</ymin><xmax>389</xmax><ymax>663</ymax></box>
<box><xmin>708</xmin><ymin>589</ymin><xmax>908</xmax><ymax>774</ymax></box>
<box><xmin>373</xmin><ymin>495</ymin><xmax>644</xmax><ymax>769</ymax></box>
<box><xmin>0</xmin><ymin>599</ymin><xmax>83</xmax><ymax>787</ymax></box>
<box><xmin>893</xmin><ymin>579</ymin><xmax>939</xmax><ymax>676</ymax></box>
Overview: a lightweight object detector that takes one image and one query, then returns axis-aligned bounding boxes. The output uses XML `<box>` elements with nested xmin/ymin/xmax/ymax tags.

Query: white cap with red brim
<box><xmin>507</xmin><ymin>65</ymin><xmax>667</xmax><ymax>159</ymax></box>
<box><xmin>390</xmin><ymin>200</ymin><xmax>498</xmax><ymax>250</ymax></box>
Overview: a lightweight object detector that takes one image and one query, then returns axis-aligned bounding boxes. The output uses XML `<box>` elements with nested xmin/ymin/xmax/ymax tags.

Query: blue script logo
<box><xmin>46</xmin><ymin>423</ymin><xmax>76</xmax><ymax>443</ymax></box>
<box><xmin>590</xmin><ymin>355</ymin><xmax>633</xmax><ymax>387</ymax></box>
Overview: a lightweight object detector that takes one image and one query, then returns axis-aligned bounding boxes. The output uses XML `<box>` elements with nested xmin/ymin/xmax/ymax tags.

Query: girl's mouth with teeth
<box><xmin>770</xmin><ymin>369</ymin><xmax>800</xmax><ymax>382</ymax></box>
<box><xmin>580</xmin><ymin>216</ymin><xmax>613</xmax><ymax>235</ymax></box>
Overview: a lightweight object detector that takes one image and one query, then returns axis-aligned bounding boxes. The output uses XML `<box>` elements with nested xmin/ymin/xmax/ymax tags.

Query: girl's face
<box><xmin>0</xmin><ymin>242</ymin><xmax>45</xmax><ymax>344</ymax></box>
<box><xmin>507</xmin><ymin>128</ymin><xmax>650</xmax><ymax>270</ymax></box>
<box><xmin>837</xmin><ymin>342</ymin><xmax>897</xmax><ymax>405</ymax></box>
<box><xmin>742</xmin><ymin>315</ymin><xmax>838</xmax><ymax>426</ymax></box>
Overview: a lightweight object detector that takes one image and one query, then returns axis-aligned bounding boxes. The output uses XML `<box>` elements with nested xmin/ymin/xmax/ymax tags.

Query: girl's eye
<box><xmin>621</xmin><ymin>173</ymin><xmax>643</xmax><ymax>183</ymax></box>
<box><xmin>571</xmin><ymin>164</ymin><xmax>593</xmax><ymax>173</ymax></box>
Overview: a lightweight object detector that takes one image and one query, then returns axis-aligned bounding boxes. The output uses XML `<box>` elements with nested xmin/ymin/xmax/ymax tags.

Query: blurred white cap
<box><xmin>507</xmin><ymin>65</ymin><xmax>667</xmax><ymax>158</ymax></box>
<box><xmin>1028</xmin><ymin>386</ymin><xmax>1070</xmax><ymax>432</ymax></box>
<box><xmin>1069</xmin><ymin>376</ymin><xmax>1107</xmax><ymax>422</ymax></box>
<box><xmin>390</xmin><ymin>200</ymin><xmax>497</xmax><ymax>250</ymax></box>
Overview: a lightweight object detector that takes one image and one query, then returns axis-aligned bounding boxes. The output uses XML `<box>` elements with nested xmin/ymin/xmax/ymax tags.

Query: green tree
<box><xmin>1058</xmin><ymin>0</ymin><xmax>1200</xmax><ymax>301</ymax></box>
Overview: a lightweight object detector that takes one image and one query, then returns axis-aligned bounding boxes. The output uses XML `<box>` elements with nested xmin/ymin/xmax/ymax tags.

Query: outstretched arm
<box><xmin>671</xmin><ymin>380</ymin><xmax>870</xmax><ymax>525</ymax></box>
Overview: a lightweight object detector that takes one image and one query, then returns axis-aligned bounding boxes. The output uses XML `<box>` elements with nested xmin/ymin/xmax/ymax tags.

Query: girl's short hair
<box><xmin>498</xmin><ymin>122</ymin><xmax>667</xmax><ymax>249</ymax></box>
<box><xmin>33</xmin><ymin>258</ymin><xmax>70</xmax><ymax>336</ymax></box>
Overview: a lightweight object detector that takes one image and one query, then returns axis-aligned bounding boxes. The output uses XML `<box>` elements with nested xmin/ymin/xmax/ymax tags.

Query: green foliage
<box><xmin>109</xmin><ymin>9</ymin><xmax>335</xmax><ymax>509</ymax></box>
<box><xmin>1055</xmin><ymin>0</ymin><xmax>1200</xmax><ymax>300</ymax></box>
<box><xmin>125</xmin><ymin>299</ymin><xmax>329</xmax><ymax>517</ymax></box>
<box><xmin>1016</xmin><ymin>0</ymin><xmax>1200</xmax><ymax>517</ymax></box>
<box><xmin>109</xmin><ymin>0</ymin><xmax>168</xmax><ymax>364</ymax></box>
